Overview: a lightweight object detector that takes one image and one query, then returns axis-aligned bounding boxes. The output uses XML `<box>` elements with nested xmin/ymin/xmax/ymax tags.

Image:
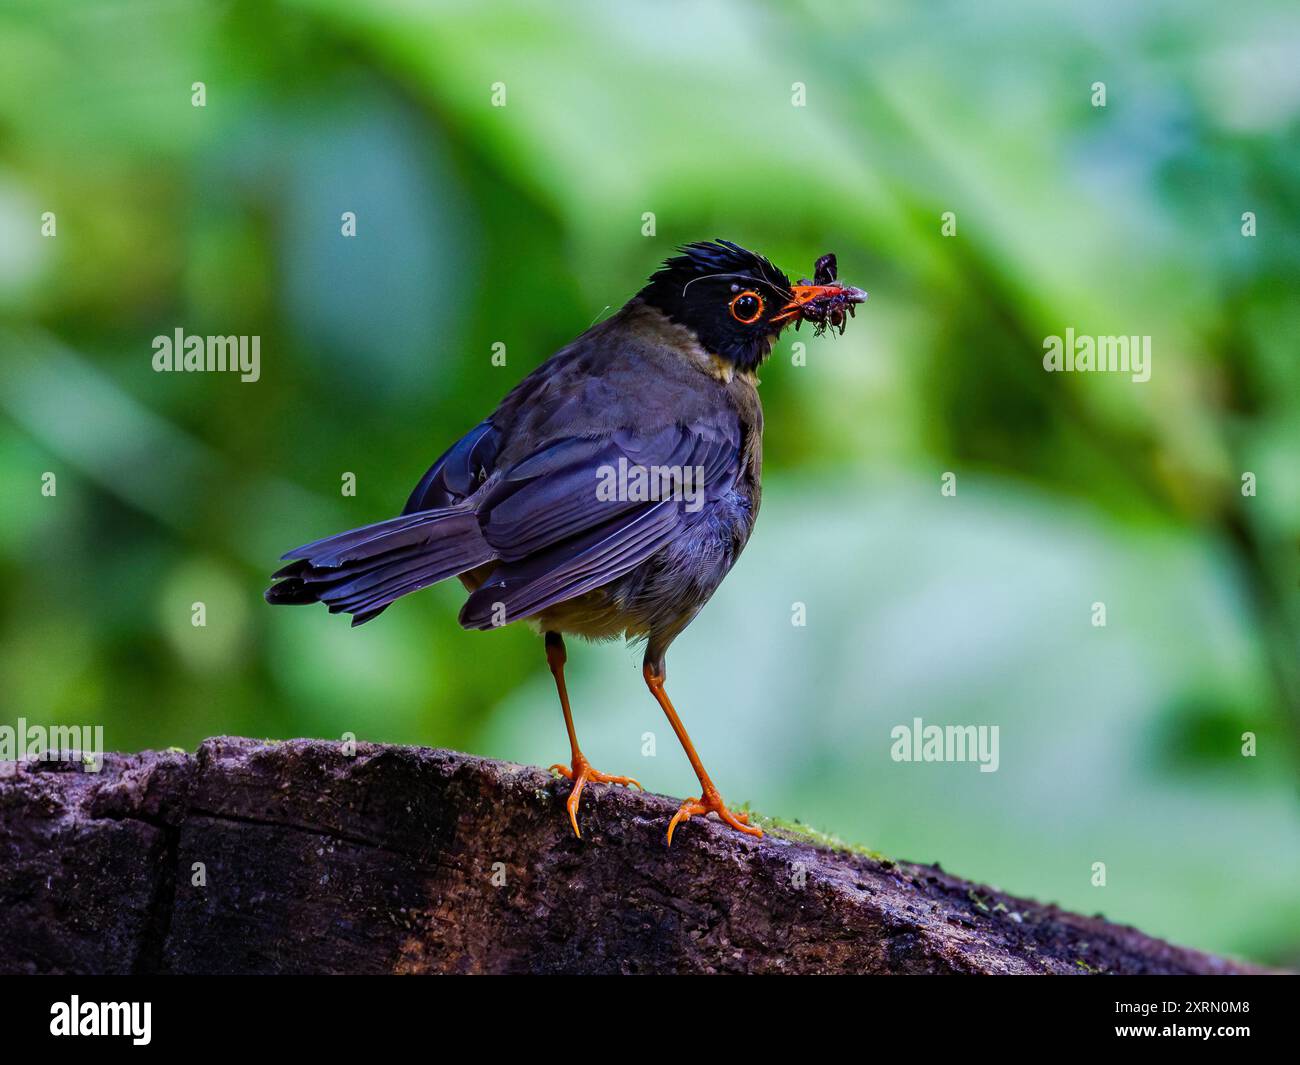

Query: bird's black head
<box><xmin>638</xmin><ymin>239</ymin><xmax>869</xmax><ymax>373</ymax></box>
<box><xmin>638</xmin><ymin>240</ymin><xmax>796</xmax><ymax>373</ymax></box>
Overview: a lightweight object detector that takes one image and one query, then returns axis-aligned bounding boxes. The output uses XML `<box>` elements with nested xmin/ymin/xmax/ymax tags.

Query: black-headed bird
<box><xmin>266</xmin><ymin>240</ymin><xmax>866</xmax><ymax>844</ymax></box>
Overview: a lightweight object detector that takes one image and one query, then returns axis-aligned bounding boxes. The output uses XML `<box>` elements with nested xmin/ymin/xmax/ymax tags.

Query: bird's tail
<box><xmin>265</xmin><ymin>507</ymin><xmax>495</xmax><ymax>626</ymax></box>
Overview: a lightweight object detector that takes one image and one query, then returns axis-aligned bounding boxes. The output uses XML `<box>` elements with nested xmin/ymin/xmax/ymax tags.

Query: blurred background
<box><xmin>1</xmin><ymin>0</ymin><xmax>1297</xmax><ymax>965</ymax></box>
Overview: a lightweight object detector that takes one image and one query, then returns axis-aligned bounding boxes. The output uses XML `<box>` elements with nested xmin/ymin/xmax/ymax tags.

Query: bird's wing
<box><xmin>457</xmin><ymin>416</ymin><xmax>743</xmax><ymax>628</ymax></box>
<box><xmin>402</xmin><ymin>419</ymin><xmax>503</xmax><ymax>514</ymax></box>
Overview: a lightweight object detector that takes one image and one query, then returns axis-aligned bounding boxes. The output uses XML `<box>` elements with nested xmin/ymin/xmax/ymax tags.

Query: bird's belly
<box><xmin>532</xmin><ymin>591</ymin><xmax>649</xmax><ymax>642</ymax></box>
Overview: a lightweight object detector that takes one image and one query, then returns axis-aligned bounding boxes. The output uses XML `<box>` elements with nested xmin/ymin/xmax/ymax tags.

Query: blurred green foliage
<box><xmin>1</xmin><ymin>0</ymin><xmax>1297</xmax><ymax>964</ymax></box>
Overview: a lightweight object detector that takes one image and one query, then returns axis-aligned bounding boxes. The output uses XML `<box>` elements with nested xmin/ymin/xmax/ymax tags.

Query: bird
<box><xmin>266</xmin><ymin>239</ymin><xmax>867</xmax><ymax>844</ymax></box>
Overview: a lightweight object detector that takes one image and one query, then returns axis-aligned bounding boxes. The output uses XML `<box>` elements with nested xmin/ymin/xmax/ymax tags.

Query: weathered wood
<box><xmin>0</xmin><ymin>737</ymin><xmax>1260</xmax><ymax>974</ymax></box>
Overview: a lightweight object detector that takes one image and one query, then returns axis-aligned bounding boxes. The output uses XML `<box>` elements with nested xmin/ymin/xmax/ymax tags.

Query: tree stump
<box><xmin>0</xmin><ymin>737</ymin><xmax>1261</xmax><ymax>974</ymax></box>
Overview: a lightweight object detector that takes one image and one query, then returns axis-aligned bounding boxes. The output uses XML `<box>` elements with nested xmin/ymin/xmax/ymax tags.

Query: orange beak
<box><xmin>771</xmin><ymin>283</ymin><xmax>869</xmax><ymax>326</ymax></box>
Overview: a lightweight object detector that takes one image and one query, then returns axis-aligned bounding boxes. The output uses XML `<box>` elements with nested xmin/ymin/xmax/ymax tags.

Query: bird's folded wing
<box><xmin>458</xmin><ymin>417</ymin><xmax>742</xmax><ymax>628</ymax></box>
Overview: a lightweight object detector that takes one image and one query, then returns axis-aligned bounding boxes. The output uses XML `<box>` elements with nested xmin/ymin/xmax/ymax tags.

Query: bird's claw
<box><xmin>549</xmin><ymin>755</ymin><xmax>643</xmax><ymax>839</ymax></box>
<box><xmin>666</xmin><ymin>786</ymin><xmax>763</xmax><ymax>846</ymax></box>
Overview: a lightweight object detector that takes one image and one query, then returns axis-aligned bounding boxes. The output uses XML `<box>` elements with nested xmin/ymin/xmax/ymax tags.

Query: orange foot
<box><xmin>549</xmin><ymin>755</ymin><xmax>643</xmax><ymax>839</ymax></box>
<box><xmin>666</xmin><ymin>785</ymin><xmax>764</xmax><ymax>846</ymax></box>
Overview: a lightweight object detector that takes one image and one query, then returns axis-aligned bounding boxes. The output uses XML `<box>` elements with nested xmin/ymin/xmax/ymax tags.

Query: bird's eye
<box><xmin>729</xmin><ymin>290</ymin><xmax>764</xmax><ymax>324</ymax></box>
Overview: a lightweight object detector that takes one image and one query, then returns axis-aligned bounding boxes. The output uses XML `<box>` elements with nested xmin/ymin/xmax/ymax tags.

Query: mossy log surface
<box><xmin>0</xmin><ymin>737</ymin><xmax>1260</xmax><ymax>975</ymax></box>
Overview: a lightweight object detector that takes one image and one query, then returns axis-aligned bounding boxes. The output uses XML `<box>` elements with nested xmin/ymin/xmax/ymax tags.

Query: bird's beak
<box><xmin>771</xmin><ymin>283</ymin><xmax>869</xmax><ymax>326</ymax></box>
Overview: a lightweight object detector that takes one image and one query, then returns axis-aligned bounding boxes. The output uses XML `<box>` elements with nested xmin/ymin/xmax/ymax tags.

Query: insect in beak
<box><xmin>771</xmin><ymin>253</ymin><xmax>868</xmax><ymax>335</ymax></box>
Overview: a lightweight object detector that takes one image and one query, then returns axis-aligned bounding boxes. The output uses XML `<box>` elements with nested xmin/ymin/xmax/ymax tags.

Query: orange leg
<box><xmin>643</xmin><ymin>663</ymin><xmax>762</xmax><ymax>846</ymax></box>
<box><xmin>545</xmin><ymin>632</ymin><xmax>641</xmax><ymax>838</ymax></box>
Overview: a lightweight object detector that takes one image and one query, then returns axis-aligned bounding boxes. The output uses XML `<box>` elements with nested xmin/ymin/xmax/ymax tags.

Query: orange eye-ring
<box><xmin>729</xmin><ymin>290</ymin><xmax>764</xmax><ymax>324</ymax></box>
